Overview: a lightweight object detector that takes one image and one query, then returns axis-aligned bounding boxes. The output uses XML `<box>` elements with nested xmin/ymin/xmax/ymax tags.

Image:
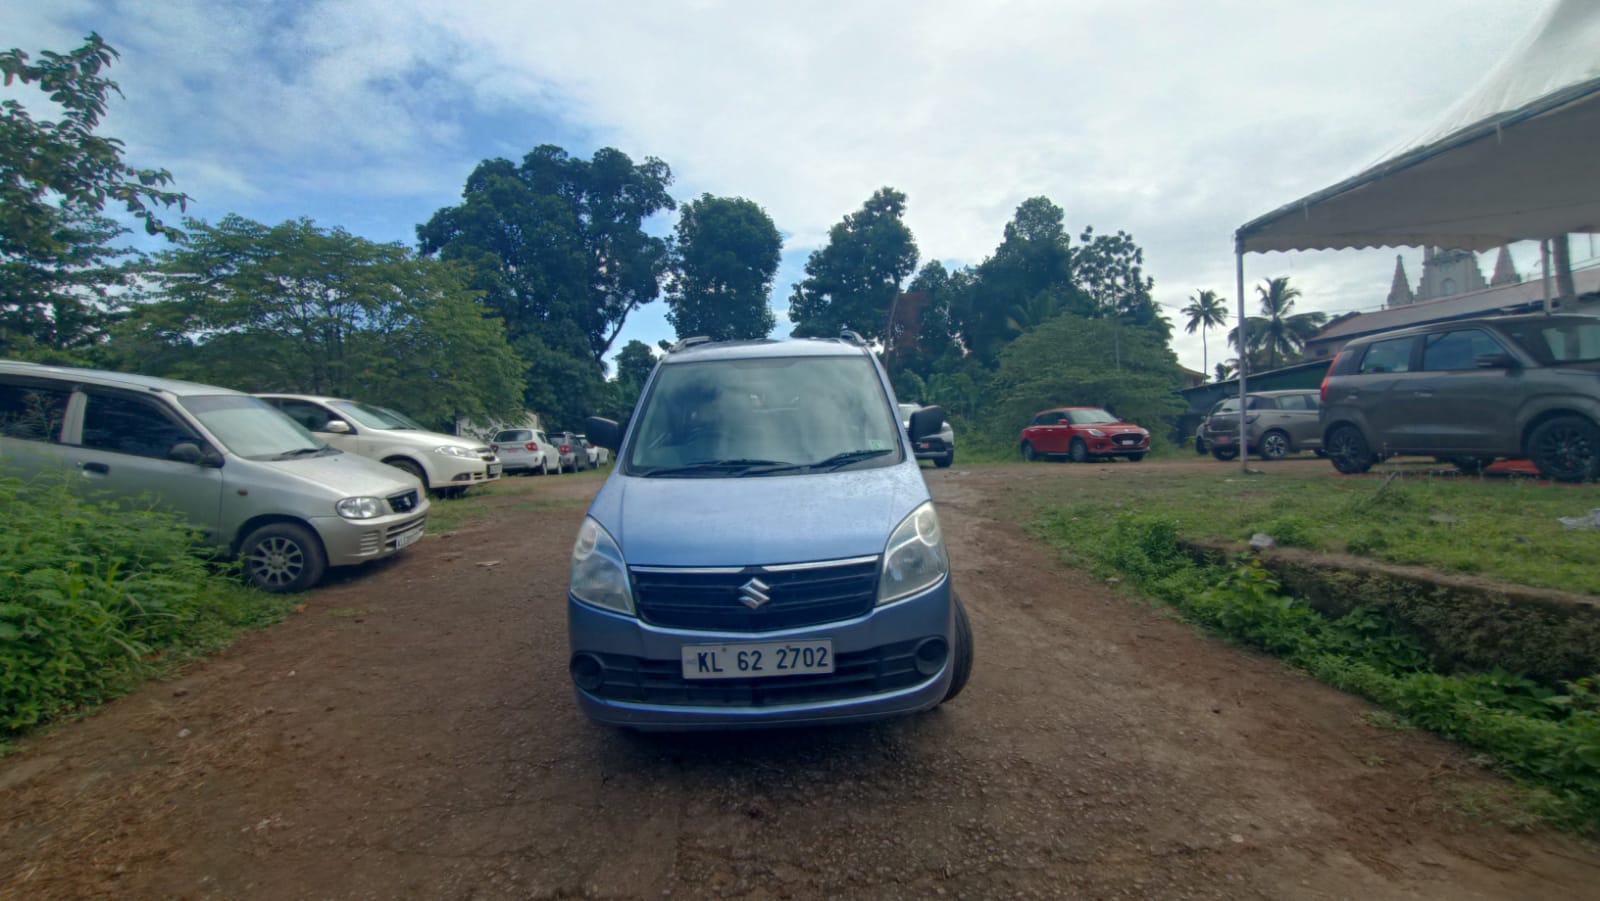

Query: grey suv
<box><xmin>1319</xmin><ymin>313</ymin><xmax>1600</xmax><ymax>482</ymax></box>
<box><xmin>1200</xmin><ymin>389</ymin><xmax>1323</xmax><ymax>461</ymax></box>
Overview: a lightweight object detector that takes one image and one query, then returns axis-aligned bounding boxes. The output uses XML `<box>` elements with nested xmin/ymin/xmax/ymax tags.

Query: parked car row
<box><xmin>490</xmin><ymin>428</ymin><xmax>609</xmax><ymax>475</ymax></box>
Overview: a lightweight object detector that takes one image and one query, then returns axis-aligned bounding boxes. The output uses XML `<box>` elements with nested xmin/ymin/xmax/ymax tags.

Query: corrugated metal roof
<box><xmin>1313</xmin><ymin>267</ymin><xmax>1600</xmax><ymax>341</ymax></box>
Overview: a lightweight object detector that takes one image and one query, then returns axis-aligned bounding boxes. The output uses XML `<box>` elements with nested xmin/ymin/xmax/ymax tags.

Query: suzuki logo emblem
<box><xmin>739</xmin><ymin>577</ymin><xmax>771</xmax><ymax>610</ymax></box>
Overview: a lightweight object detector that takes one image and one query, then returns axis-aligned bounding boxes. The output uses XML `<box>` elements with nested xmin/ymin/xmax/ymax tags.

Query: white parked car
<box><xmin>491</xmin><ymin>427</ymin><xmax>564</xmax><ymax>475</ymax></box>
<box><xmin>258</xmin><ymin>394</ymin><xmax>501</xmax><ymax>497</ymax></box>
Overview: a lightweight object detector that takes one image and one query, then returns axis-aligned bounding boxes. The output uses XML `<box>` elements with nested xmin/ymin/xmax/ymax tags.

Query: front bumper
<box><xmin>434</xmin><ymin>453</ymin><xmax>502</xmax><ymax>484</ymax></box>
<box><xmin>310</xmin><ymin>509</ymin><xmax>428</xmax><ymax>566</ymax></box>
<box><xmin>567</xmin><ymin>578</ymin><xmax>955</xmax><ymax>730</ymax></box>
<box><xmin>1085</xmin><ymin>434</ymin><xmax>1149</xmax><ymax>456</ymax></box>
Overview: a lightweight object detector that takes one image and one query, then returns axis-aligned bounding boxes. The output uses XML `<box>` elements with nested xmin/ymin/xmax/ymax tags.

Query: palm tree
<box><xmin>1253</xmin><ymin>277</ymin><xmax>1327</xmax><ymax>370</ymax></box>
<box><xmin>1181</xmin><ymin>289</ymin><xmax>1229</xmax><ymax>376</ymax></box>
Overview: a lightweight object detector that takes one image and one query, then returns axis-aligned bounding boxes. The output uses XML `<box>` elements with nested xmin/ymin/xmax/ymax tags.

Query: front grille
<box><xmin>387</xmin><ymin>489</ymin><xmax>419</xmax><ymax>514</ymax></box>
<box><xmin>587</xmin><ymin>639</ymin><xmax>927</xmax><ymax>707</ymax></box>
<box><xmin>631</xmin><ymin>557</ymin><xmax>879</xmax><ymax>632</ymax></box>
<box><xmin>385</xmin><ymin>514</ymin><xmax>427</xmax><ymax>549</ymax></box>
<box><xmin>1114</xmin><ymin>435</ymin><xmax>1143</xmax><ymax>447</ymax></box>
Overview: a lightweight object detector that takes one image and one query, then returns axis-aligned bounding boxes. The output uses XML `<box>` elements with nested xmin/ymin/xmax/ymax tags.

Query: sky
<box><xmin>6</xmin><ymin>0</ymin><xmax>1584</xmax><ymax>377</ymax></box>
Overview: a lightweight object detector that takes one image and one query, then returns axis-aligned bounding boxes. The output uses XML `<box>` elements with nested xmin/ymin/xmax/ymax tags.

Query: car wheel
<box><xmin>1125</xmin><ymin>453</ymin><xmax>1145</xmax><ymax>462</ymax></box>
<box><xmin>1020</xmin><ymin>441</ymin><xmax>1038</xmax><ymax>462</ymax></box>
<box><xmin>1194</xmin><ymin>434</ymin><xmax>1207</xmax><ymax>455</ymax></box>
<box><xmin>1326</xmin><ymin>425</ymin><xmax>1376</xmax><ymax>475</ymax></box>
<box><xmin>538</xmin><ymin>459</ymin><xmax>549</xmax><ymax>476</ymax></box>
<box><xmin>1448</xmin><ymin>456</ymin><xmax>1494</xmax><ymax>475</ymax></box>
<box><xmin>240</xmin><ymin>522</ymin><xmax>327</xmax><ymax>593</ymax></box>
<box><xmin>1528</xmin><ymin>416</ymin><xmax>1600</xmax><ymax>483</ymax></box>
<box><xmin>387</xmin><ymin>458</ymin><xmax>427</xmax><ymax>490</ymax></box>
<box><xmin>935</xmin><ymin>451</ymin><xmax>954</xmax><ymax>468</ymax></box>
<box><xmin>942</xmin><ymin>592</ymin><xmax>974</xmax><ymax>703</ymax></box>
<box><xmin>1069</xmin><ymin>439</ymin><xmax>1089</xmax><ymax>463</ymax></box>
<box><xmin>1211</xmin><ymin>446</ymin><xmax>1238</xmax><ymax>462</ymax></box>
<box><xmin>1259</xmin><ymin>430</ymin><xmax>1290</xmax><ymax>461</ymax></box>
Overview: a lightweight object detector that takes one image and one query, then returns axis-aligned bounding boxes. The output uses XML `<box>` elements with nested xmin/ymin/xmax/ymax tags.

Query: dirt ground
<box><xmin>2</xmin><ymin>459</ymin><xmax>1597</xmax><ymax>899</ymax></box>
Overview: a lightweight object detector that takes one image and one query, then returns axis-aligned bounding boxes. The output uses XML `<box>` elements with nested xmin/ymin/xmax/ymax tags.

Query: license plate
<box><xmin>487</xmin><ymin>463</ymin><xmax>502</xmax><ymax>476</ymax></box>
<box><xmin>394</xmin><ymin>528</ymin><xmax>422</xmax><ymax>549</ymax></box>
<box><xmin>918</xmin><ymin>441</ymin><xmax>931</xmax><ymax>449</ymax></box>
<box><xmin>1215</xmin><ymin>435</ymin><xmax>1231</xmax><ymax>444</ymax></box>
<box><xmin>681</xmin><ymin>639</ymin><xmax>834</xmax><ymax>680</ymax></box>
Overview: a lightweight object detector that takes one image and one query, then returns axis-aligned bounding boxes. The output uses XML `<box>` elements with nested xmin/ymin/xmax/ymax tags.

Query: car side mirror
<box><xmin>323</xmin><ymin>419</ymin><xmax>352</xmax><ymax>434</ymax></box>
<box><xmin>1475</xmin><ymin>352</ymin><xmax>1517</xmax><ymax>369</ymax></box>
<box><xmin>585</xmin><ymin>416</ymin><xmax>621</xmax><ymax>451</ymax></box>
<box><xmin>909</xmin><ymin>405</ymin><xmax>945</xmax><ymax>440</ymax></box>
<box><xmin>169</xmin><ymin>441</ymin><xmax>223</xmax><ymax>467</ymax></box>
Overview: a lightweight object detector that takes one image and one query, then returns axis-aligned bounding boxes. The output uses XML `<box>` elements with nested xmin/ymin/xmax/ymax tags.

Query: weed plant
<box><xmin>1032</xmin><ymin>505</ymin><xmax>1600</xmax><ymax>831</ymax></box>
<box><xmin>0</xmin><ymin>477</ymin><xmax>291</xmax><ymax>739</ymax></box>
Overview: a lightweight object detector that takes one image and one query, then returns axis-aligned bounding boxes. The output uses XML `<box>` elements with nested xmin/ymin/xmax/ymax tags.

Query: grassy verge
<box><xmin>0</xmin><ymin>477</ymin><xmax>293</xmax><ymax>747</ymax></box>
<box><xmin>1007</xmin><ymin>461</ymin><xmax>1600</xmax><ymax>595</ymax></box>
<box><xmin>1028</xmin><ymin>506</ymin><xmax>1600</xmax><ymax>831</ymax></box>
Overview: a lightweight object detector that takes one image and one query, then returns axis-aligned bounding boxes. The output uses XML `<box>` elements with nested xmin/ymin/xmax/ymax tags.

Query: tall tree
<box><xmin>1181</xmin><ymin>289</ymin><xmax>1230</xmax><ymax>377</ymax></box>
<box><xmin>1229</xmin><ymin>276</ymin><xmax>1327</xmax><ymax>371</ymax></box>
<box><xmin>417</xmin><ymin>145</ymin><xmax>674</xmax><ymax>364</ymax></box>
<box><xmin>1072</xmin><ymin>226</ymin><xmax>1165</xmax><ymax>370</ymax></box>
<box><xmin>613</xmin><ymin>339</ymin><xmax>658</xmax><ymax>389</ymax></box>
<box><xmin>787</xmin><ymin>187</ymin><xmax>918</xmax><ymax>342</ymax></box>
<box><xmin>953</xmin><ymin>196</ymin><xmax>1080</xmax><ymax>364</ymax></box>
<box><xmin>115</xmin><ymin>215</ymin><xmax>524</xmax><ymax>430</ymax></box>
<box><xmin>0</xmin><ymin>34</ymin><xmax>188</xmax><ymax>357</ymax></box>
<box><xmin>666</xmin><ymin>194</ymin><xmax>781</xmax><ymax>341</ymax></box>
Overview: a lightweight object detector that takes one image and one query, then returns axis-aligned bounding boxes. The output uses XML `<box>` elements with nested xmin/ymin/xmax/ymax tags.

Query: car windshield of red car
<box><xmin>1067</xmin><ymin>409</ymin><xmax>1118</xmax><ymax>425</ymax></box>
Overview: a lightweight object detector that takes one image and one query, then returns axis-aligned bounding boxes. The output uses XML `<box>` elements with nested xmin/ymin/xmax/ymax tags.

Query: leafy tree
<box><xmin>788</xmin><ymin>187</ymin><xmax>918</xmax><ymax>342</ymax></box>
<box><xmin>1072</xmin><ymin>226</ymin><xmax>1167</xmax><ymax>371</ymax></box>
<box><xmin>1228</xmin><ymin>276</ymin><xmax>1327</xmax><ymax>371</ymax></box>
<box><xmin>613</xmin><ymin>339</ymin><xmax>658</xmax><ymax>388</ymax></box>
<box><xmin>953</xmin><ymin>197</ymin><xmax>1080</xmax><ymax>364</ymax></box>
<box><xmin>1181</xmin><ymin>289</ymin><xmax>1230</xmax><ymax>377</ymax></box>
<box><xmin>113</xmin><ymin>215</ymin><xmax>524</xmax><ymax>430</ymax></box>
<box><xmin>986</xmin><ymin>312</ymin><xmax>1184</xmax><ymax>444</ymax></box>
<box><xmin>666</xmin><ymin>194</ymin><xmax>780</xmax><ymax>341</ymax></box>
<box><xmin>417</xmin><ymin>145</ymin><xmax>675</xmax><ymax>364</ymax></box>
<box><xmin>0</xmin><ymin>34</ymin><xmax>187</xmax><ymax>357</ymax></box>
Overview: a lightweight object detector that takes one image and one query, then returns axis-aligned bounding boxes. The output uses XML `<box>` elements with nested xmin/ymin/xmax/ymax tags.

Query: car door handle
<box><xmin>1413</xmin><ymin>390</ymin><xmax>1433</xmax><ymax>398</ymax></box>
<box><xmin>80</xmin><ymin>461</ymin><xmax>110</xmax><ymax>474</ymax></box>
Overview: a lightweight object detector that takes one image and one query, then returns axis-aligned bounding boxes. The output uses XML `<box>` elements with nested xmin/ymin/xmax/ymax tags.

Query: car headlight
<box><xmin>433</xmin><ymin>445</ymin><xmax>479</xmax><ymax>458</ymax></box>
<box><xmin>1086</xmin><ymin>429</ymin><xmax>1106</xmax><ymax>437</ymax></box>
<box><xmin>336</xmin><ymin>496</ymin><xmax>385</xmax><ymax>519</ymax></box>
<box><xmin>570</xmin><ymin>518</ymin><xmax>635</xmax><ymax>615</ymax></box>
<box><xmin>877</xmin><ymin>501</ymin><xmax>949</xmax><ymax>605</ymax></box>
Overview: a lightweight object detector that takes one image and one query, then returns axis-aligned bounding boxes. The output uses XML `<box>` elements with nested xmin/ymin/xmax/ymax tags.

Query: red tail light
<box><xmin>1321</xmin><ymin>352</ymin><xmax>1342</xmax><ymax>403</ymax></box>
<box><xmin>525</xmin><ymin>441</ymin><xmax>538</xmax><ymax>451</ymax></box>
<box><xmin>560</xmin><ymin>444</ymin><xmax>570</xmax><ymax>454</ymax></box>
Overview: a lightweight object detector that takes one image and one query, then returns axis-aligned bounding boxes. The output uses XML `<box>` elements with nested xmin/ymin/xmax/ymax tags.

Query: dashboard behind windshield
<box><xmin>178</xmin><ymin>395</ymin><xmax>329</xmax><ymax>459</ymax></box>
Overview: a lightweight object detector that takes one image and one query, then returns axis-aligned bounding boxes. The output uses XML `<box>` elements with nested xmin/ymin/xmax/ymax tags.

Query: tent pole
<box><xmin>1235</xmin><ymin>247</ymin><xmax>1249</xmax><ymax>470</ymax></box>
<box><xmin>1541</xmin><ymin>238</ymin><xmax>1553</xmax><ymax>315</ymax></box>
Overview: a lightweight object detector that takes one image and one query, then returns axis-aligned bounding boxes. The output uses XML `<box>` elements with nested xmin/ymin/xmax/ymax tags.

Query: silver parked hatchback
<box><xmin>1200</xmin><ymin>389</ymin><xmax>1323</xmax><ymax>461</ymax></box>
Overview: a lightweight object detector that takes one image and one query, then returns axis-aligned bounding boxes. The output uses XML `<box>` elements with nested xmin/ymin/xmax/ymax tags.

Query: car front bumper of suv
<box><xmin>567</xmin><ymin>578</ymin><xmax>955</xmax><ymax>730</ymax></box>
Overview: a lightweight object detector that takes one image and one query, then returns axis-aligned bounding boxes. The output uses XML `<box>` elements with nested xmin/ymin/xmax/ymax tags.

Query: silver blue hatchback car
<box><xmin>568</xmin><ymin>333</ymin><xmax>973</xmax><ymax>730</ymax></box>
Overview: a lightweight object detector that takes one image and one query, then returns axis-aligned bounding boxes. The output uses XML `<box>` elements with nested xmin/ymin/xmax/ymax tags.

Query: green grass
<box><xmin>1004</xmin><ymin>462</ymin><xmax>1600</xmax><ymax>595</ymax></box>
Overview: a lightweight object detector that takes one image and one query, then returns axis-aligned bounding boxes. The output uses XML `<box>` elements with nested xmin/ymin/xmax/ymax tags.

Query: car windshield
<box><xmin>1066</xmin><ymin>408</ymin><xmax>1118</xmax><ymax>425</ymax></box>
<box><xmin>1500</xmin><ymin>319</ymin><xmax>1600</xmax><ymax>366</ymax></box>
<box><xmin>178</xmin><ymin>395</ymin><xmax>332</xmax><ymax>459</ymax></box>
<box><xmin>329</xmin><ymin>400</ymin><xmax>423</xmax><ymax>430</ymax></box>
<box><xmin>627</xmin><ymin>355</ymin><xmax>901</xmax><ymax>476</ymax></box>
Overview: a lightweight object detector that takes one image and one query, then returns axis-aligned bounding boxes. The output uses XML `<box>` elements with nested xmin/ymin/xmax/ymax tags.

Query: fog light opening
<box><xmin>570</xmin><ymin>654</ymin><xmax>605</xmax><ymax>692</ymax></box>
<box><xmin>913</xmin><ymin>637</ymin><xmax>948</xmax><ymax>677</ymax></box>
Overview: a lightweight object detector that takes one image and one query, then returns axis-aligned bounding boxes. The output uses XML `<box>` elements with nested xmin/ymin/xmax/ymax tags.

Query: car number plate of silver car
<box><xmin>394</xmin><ymin>529</ymin><xmax>422</xmax><ymax>550</ymax></box>
<box><xmin>681</xmin><ymin>639</ymin><xmax>834</xmax><ymax>680</ymax></box>
<box><xmin>487</xmin><ymin>463</ymin><xmax>502</xmax><ymax>476</ymax></box>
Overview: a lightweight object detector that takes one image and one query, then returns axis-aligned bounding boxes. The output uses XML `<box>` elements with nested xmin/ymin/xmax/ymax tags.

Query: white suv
<box><xmin>258</xmin><ymin>394</ymin><xmax>501</xmax><ymax>497</ymax></box>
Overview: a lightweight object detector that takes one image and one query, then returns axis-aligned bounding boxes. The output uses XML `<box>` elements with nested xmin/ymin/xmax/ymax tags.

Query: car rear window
<box><xmin>494</xmin><ymin>429</ymin><xmax>533</xmax><ymax>442</ymax></box>
<box><xmin>1500</xmin><ymin>318</ymin><xmax>1600</xmax><ymax>366</ymax></box>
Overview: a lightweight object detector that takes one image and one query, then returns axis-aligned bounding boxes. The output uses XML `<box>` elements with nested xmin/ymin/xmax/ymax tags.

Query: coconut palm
<box><xmin>1181</xmin><ymin>289</ymin><xmax>1230</xmax><ymax>376</ymax></box>
<box><xmin>1228</xmin><ymin>277</ymin><xmax>1328</xmax><ymax>371</ymax></box>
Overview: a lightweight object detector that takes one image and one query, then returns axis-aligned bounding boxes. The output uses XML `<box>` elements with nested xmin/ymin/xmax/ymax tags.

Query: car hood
<box><xmin>252</xmin><ymin>450</ymin><xmax>420</xmax><ymax>497</ymax></box>
<box><xmin>368</xmin><ymin>428</ymin><xmax>487</xmax><ymax>451</ymax></box>
<box><xmin>588</xmin><ymin>463</ymin><xmax>930</xmax><ymax>566</ymax></box>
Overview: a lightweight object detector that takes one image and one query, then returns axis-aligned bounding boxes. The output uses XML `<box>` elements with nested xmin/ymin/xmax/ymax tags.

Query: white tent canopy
<box><xmin>1236</xmin><ymin>0</ymin><xmax>1600</xmax><ymax>254</ymax></box>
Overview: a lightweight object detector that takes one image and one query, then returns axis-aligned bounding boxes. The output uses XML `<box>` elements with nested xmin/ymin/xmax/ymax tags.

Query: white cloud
<box><xmin>7</xmin><ymin>0</ymin><xmax>1574</xmax><ymax>372</ymax></box>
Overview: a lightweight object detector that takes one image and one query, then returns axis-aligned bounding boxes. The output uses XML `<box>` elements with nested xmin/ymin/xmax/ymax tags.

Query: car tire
<box><xmin>1259</xmin><ymin>430</ymin><xmax>1290</xmax><ymax>461</ymax></box>
<box><xmin>1194</xmin><ymin>434</ymin><xmax>1207</xmax><ymax>455</ymax></box>
<box><xmin>240</xmin><ymin>522</ymin><xmax>327</xmax><ymax>593</ymax></box>
<box><xmin>1125</xmin><ymin>453</ymin><xmax>1145</xmax><ymax>462</ymax></box>
<box><xmin>935</xmin><ymin>451</ymin><xmax>954</xmax><ymax>468</ymax></box>
<box><xmin>1326</xmin><ymin>425</ymin><xmax>1376</xmax><ymax>475</ymax></box>
<box><xmin>1211</xmin><ymin>446</ymin><xmax>1238</xmax><ymax>462</ymax></box>
<box><xmin>1069</xmin><ymin>439</ymin><xmax>1089</xmax><ymax>463</ymax></box>
<box><xmin>387</xmin><ymin>458</ymin><xmax>427</xmax><ymax>490</ymax></box>
<box><xmin>1528</xmin><ymin>416</ymin><xmax>1600</xmax><ymax>483</ymax></box>
<box><xmin>538</xmin><ymin>459</ymin><xmax>549</xmax><ymax>476</ymax></box>
<box><xmin>942</xmin><ymin>592</ymin><xmax>974</xmax><ymax>703</ymax></box>
<box><xmin>1020</xmin><ymin>441</ymin><xmax>1038</xmax><ymax>462</ymax></box>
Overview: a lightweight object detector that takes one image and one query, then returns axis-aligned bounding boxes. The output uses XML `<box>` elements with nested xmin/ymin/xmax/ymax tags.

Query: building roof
<box><xmin>1311</xmin><ymin>266</ymin><xmax>1600</xmax><ymax>343</ymax></box>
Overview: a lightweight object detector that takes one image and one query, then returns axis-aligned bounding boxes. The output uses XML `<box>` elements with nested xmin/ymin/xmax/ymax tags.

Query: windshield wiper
<box><xmin>637</xmin><ymin>458</ymin><xmax>791</xmax><ymax>477</ymax></box>
<box><xmin>274</xmin><ymin>446</ymin><xmax>331</xmax><ymax>459</ymax></box>
<box><xmin>749</xmin><ymin>449</ymin><xmax>895</xmax><ymax>474</ymax></box>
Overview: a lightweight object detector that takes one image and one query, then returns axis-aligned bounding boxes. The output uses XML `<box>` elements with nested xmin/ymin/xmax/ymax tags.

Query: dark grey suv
<box><xmin>1318</xmin><ymin>313</ymin><xmax>1600</xmax><ymax>482</ymax></box>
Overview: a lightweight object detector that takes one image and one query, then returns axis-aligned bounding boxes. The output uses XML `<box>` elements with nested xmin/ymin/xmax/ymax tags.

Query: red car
<box><xmin>1018</xmin><ymin>407</ymin><xmax>1151</xmax><ymax>462</ymax></box>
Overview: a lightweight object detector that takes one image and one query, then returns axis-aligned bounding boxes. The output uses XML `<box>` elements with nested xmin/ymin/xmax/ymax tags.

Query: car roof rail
<box><xmin>668</xmin><ymin>335</ymin><xmax>713</xmax><ymax>353</ymax></box>
<box><xmin>838</xmin><ymin>328</ymin><xmax>866</xmax><ymax>346</ymax></box>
